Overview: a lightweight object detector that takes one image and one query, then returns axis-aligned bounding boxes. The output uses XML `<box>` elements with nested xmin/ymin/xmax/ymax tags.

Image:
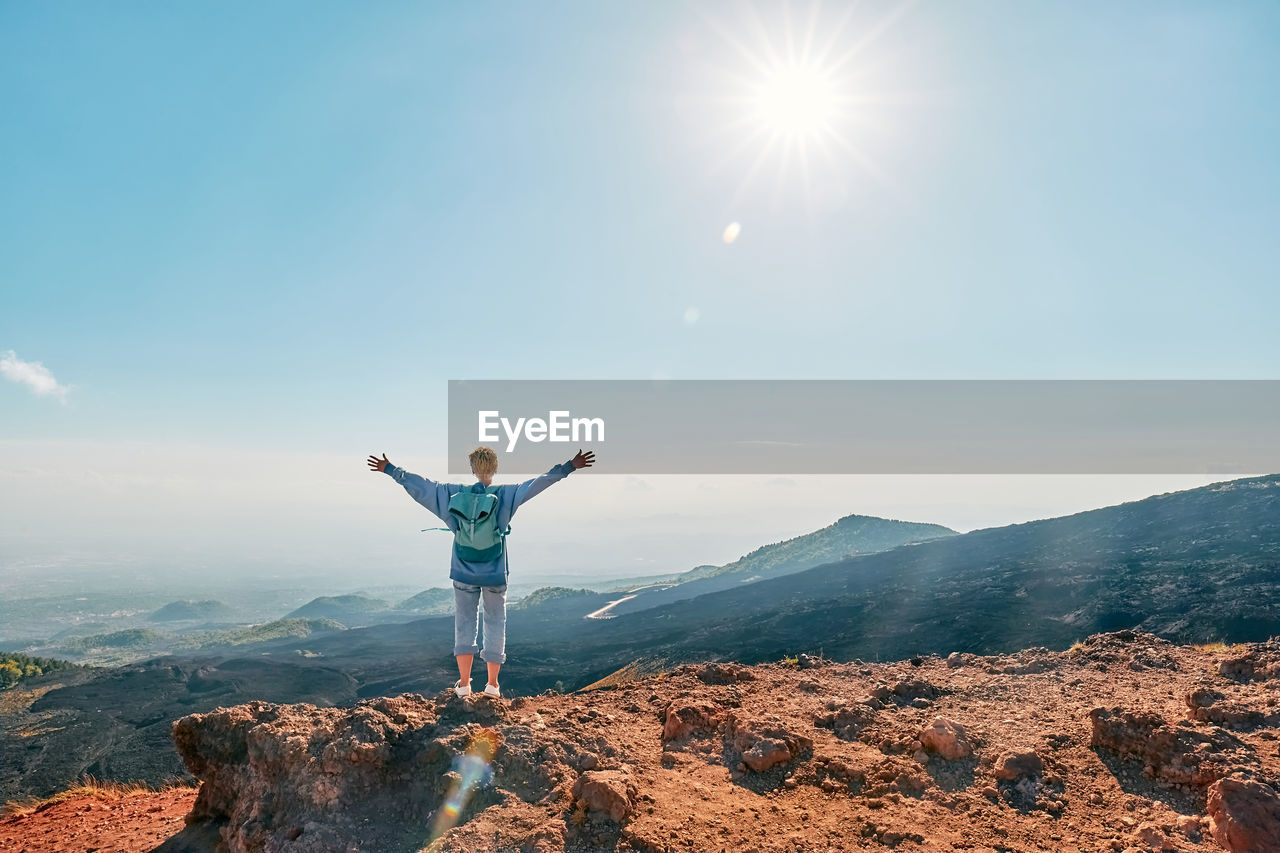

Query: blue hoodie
<box><xmin>384</xmin><ymin>459</ymin><xmax>576</xmax><ymax>587</ymax></box>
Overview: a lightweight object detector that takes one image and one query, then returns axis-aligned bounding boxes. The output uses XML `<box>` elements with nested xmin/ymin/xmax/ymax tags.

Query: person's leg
<box><xmin>479</xmin><ymin>584</ymin><xmax>507</xmax><ymax>686</ymax></box>
<box><xmin>453</xmin><ymin>581</ymin><xmax>481</xmax><ymax>687</ymax></box>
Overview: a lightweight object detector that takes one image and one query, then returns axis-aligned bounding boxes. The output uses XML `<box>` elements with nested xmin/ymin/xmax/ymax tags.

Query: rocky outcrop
<box><xmin>982</xmin><ymin>646</ymin><xmax>1058</xmax><ymax>675</ymax></box>
<box><xmin>660</xmin><ymin>698</ymin><xmax>811</xmax><ymax>775</ymax></box>
<box><xmin>659</xmin><ymin>701</ymin><xmax>723</xmax><ymax>743</ymax></box>
<box><xmin>693</xmin><ymin>662</ymin><xmax>755</xmax><ymax>685</ymax></box>
<box><xmin>1185</xmin><ymin>685</ymin><xmax>1280</xmax><ymax>728</ymax></box>
<box><xmin>170</xmin><ymin>692</ymin><xmax>582</xmax><ymax>852</ymax></box>
<box><xmin>173</xmin><ymin>695</ymin><xmax>435</xmax><ymax>851</ymax></box>
<box><xmin>1088</xmin><ymin>706</ymin><xmax>1255</xmax><ymax>787</ymax></box>
<box><xmin>864</xmin><ymin>678</ymin><xmax>943</xmax><ymax>709</ymax></box>
<box><xmin>815</xmin><ymin>699</ymin><xmax>877</xmax><ymax>740</ymax></box>
<box><xmin>1218</xmin><ymin>647</ymin><xmax>1280</xmax><ymax>681</ymax></box>
<box><xmin>1206</xmin><ymin>775</ymin><xmax>1280</xmax><ymax>852</ymax></box>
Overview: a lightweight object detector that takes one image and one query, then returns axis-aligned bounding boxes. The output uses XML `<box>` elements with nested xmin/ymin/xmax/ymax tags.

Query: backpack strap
<box><xmin>485</xmin><ymin>485</ymin><xmax>511</xmax><ymax>536</ymax></box>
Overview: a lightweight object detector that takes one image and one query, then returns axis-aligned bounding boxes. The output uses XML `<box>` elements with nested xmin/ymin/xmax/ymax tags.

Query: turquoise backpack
<box><xmin>422</xmin><ymin>485</ymin><xmax>510</xmax><ymax>562</ymax></box>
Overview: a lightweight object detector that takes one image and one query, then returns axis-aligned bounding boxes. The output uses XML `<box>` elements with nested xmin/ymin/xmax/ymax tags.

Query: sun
<box><xmin>690</xmin><ymin>0</ymin><xmax>914</xmax><ymax>208</ymax></box>
<box><xmin>751</xmin><ymin>62</ymin><xmax>838</xmax><ymax>139</ymax></box>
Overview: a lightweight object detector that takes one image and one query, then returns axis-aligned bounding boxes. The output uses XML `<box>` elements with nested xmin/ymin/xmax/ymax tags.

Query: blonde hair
<box><xmin>468</xmin><ymin>446</ymin><xmax>498</xmax><ymax>480</ymax></box>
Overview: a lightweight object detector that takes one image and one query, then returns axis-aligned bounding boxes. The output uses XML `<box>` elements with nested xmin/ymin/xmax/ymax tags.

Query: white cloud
<box><xmin>1</xmin><ymin>350</ymin><xmax>70</xmax><ymax>402</ymax></box>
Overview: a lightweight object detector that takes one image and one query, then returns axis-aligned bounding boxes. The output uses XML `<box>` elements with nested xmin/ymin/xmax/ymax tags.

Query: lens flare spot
<box><xmin>429</xmin><ymin>728</ymin><xmax>500</xmax><ymax>843</ymax></box>
<box><xmin>723</xmin><ymin>222</ymin><xmax>741</xmax><ymax>244</ymax></box>
<box><xmin>683</xmin><ymin>306</ymin><xmax>701</xmax><ymax>325</ymax></box>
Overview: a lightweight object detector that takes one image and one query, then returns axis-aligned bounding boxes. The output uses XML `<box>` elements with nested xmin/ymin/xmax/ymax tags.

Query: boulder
<box><xmin>1206</xmin><ymin>776</ymin><xmax>1280</xmax><ymax>852</ymax></box>
<box><xmin>661</xmin><ymin>702</ymin><xmax>723</xmax><ymax>742</ymax></box>
<box><xmin>742</xmin><ymin>738</ymin><xmax>793</xmax><ymax>772</ymax></box>
<box><xmin>918</xmin><ymin>718</ymin><xmax>973</xmax><ymax>760</ymax></box>
<box><xmin>1185</xmin><ymin>687</ymin><xmax>1221</xmax><ymax>709</ymax></box>
<box><xmin>572</xmin><ymin>770</ymin><xmax>636</xmax><ymax>823</ymax></box>
<box><xmin>728</xmin><ymin>714</ymin><xmax>812</xmax><ymax>773</ymax></box>
<box><xmin>1132</xmin><ymin>821</ymin><xmax>1177</xmax><ymax>852</ymax></box>
<box><xmin>993</xmin><ymin>750</ymin><xmax>1043</xmax><ymax>781</ymax></box>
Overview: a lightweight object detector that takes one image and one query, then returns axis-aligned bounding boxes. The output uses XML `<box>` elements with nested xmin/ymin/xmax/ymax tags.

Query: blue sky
<box><xmin>2</xmin><ymin>2</ymin><xmax>1277</xmax><ymax>589</ymax></box>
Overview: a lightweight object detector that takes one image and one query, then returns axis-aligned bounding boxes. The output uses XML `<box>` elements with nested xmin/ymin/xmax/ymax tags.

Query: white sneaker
<box><xmin>453</xmin><ymin>679</ymin><xmax>472</xmax><ymax>697</ymax></box>
<box><xmin>483</xmin><ymin>683</ymin><xmax>501</xmax><ymax>697</ymax></box>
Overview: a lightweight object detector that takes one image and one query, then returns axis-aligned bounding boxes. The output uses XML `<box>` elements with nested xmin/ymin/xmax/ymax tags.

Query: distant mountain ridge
<box><xmin>397</xmin><ymin>588</ymin><xmax>452</xmax><ymax>614</ymax></box>
<box><xmin>678</xmin><ymin>513</ymin><xmax>957</xmax><ymax>583</ymax></box>
<box><xmin>285</xmin><ymin>594</ymin><xmax>391</xmax><ymax>624</ymax></box>
<box><xmin>511</xmin><ymin>587</ymin><xmax>595</xmax><ymax>611</ymax></box>
<box><xmin>592</xmin><ymin>473</ymin><xmax>1280</xmax><ymax>665</ymax></box>
<box><xmin>148</xmin><ymin>600</ymin><xmax>235</xmax><ymax>622</ymax></box>
<box><xmin>594</xmin><ymin>512</ymin><xmax>957</xmax><ymax>617</ymax></box>
<box><xmin>54</xmin><ymin>628</ymin><xmax>165</xmax><ymax>652</ymax></box>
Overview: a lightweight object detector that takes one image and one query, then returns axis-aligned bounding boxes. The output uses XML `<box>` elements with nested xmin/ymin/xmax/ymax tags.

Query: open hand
<box><xmin>367</xmin><ymin>453</ymin><xmax>390</xmax><ymax>472</ymax></box>
<box><xmin>572</xmin><ymin>449</ymin><xmax>596</xmax><ymax>470</ymax></box>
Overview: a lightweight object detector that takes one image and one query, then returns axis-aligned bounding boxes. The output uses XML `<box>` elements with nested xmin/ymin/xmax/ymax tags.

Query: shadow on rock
<box><xmin>150</xmin><ymin>816</ymin><xmax>222</xmax><ymax>853</ymax></box>
<box><xmin>1090</xmin><ymin>749</ymin><xmax>1207</xmax><ymax>816</ymax></box>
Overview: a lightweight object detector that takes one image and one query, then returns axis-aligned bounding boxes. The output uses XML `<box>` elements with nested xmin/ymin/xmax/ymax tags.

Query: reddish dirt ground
<box><xmin>0</xmin><ymin>786</ymin><xmax>198</xmax><ymax>853</ymax></box>
<box><xmin>3</xmin><ymin>632</ymin><xmax>1278</xmax><ymax>852</ymax></box>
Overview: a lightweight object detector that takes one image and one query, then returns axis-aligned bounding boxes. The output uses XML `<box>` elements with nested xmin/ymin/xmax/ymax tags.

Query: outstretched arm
<box><xmin>367</xmin><ymin>453</ymin><xmax>457</xmax><ymax>521</ymax></box>
<box><xmin>510</xmin><ymin>449</ymin><xmax>595</xmax><ymax>512</ymax></box>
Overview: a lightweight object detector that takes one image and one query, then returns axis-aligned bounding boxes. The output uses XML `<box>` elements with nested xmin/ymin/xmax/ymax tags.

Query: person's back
<box><xmin>368</xmin><ymin>445</ymin><xmax>595</xmax><ymax>698</ymax></box>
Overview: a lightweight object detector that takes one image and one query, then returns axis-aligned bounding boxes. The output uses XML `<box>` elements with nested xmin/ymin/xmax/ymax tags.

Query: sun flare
<box><xmin>694</xmin><ymin>0</ymin><xmax>914</xmax><ymax>207</ymax></box>
<box><xmin>752</xmin><ymin>63</ymin><xmax>838</xmax><ymax>138</ymax></box>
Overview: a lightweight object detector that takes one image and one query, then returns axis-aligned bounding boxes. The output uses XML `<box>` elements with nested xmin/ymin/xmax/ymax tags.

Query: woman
<box><xmin>368</xmin><ymin>446</ymin><xmax>594</xmax><ymax>698</ymax></box>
